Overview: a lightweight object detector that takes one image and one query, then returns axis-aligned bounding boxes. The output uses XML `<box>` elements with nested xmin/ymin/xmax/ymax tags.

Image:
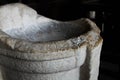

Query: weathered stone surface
<box><xmin>0</xmin><ymin>3</ymin><xmax>103</xmax><ymax>80</ymax></box>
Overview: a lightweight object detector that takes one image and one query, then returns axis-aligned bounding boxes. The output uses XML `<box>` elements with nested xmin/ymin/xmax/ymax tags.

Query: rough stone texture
<box><xmin>0</xmin><ymin>3</ymin><xmax>103</xmax><ymax>80</ymax></box>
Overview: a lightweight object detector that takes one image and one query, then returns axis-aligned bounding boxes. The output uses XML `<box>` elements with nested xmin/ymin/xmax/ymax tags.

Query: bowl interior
<box><xmin>2</xmin><ymin>21</ymin><xmax>90</xmax><ymax>42</ymax></box>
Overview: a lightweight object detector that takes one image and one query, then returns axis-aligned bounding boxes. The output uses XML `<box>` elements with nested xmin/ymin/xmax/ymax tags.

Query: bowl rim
<box><xmin>0</xmin><ymin>18</ymin><xmax>100</xmax><ymax>53</ymax></box>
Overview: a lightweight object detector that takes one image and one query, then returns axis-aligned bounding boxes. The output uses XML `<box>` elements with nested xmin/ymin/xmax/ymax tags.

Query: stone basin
<box><xmin>0</xmin><ymin>3</ymin><xmax>103</xmax><ymax>80</ymax></box>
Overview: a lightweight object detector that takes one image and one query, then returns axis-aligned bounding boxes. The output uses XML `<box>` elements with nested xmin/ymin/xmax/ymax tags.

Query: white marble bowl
<box><xmin>0</xmin><ymin>3</ymin><xmax>103</xmax><ymax>80</ymax></box>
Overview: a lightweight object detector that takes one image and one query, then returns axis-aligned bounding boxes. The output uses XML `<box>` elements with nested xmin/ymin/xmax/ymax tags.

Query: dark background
<box><xmin>0</xmin><ymin>0</ymin><xmax>120</xmax><ymax>80</ymax></box>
